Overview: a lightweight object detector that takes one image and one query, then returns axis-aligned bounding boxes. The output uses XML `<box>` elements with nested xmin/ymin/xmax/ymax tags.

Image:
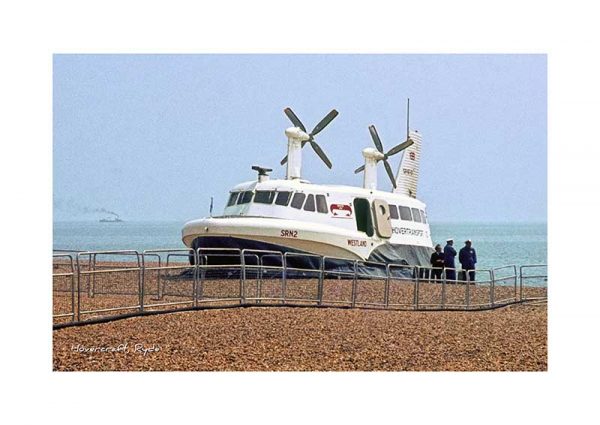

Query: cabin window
<box><xmin>226</xmin><ymin>192</ymin><xmax>239</xmax><ymax>207</ymax></box>
<box><xmin>290</xmin><ymin>193</ymin><xmax>306</xmax><ymax>209</ymax></box>
<box><xmin>389</xmin><ymin>204</ymin><xmax>399</xmax><ymax>220</ymax></box>
<box><xmin>411</xmin><ymin>208</ymin><xmax>422</xmax><ymax>223</ymax></box>
<box><xmin>353</xmin><ymin>198</ymin><xmax>374</xmax><ymax>237</ymax></box>
<box><xmin>316</xmin><ymin>195</ymin><xmax>328</xmax><ymax>214</ymax></box>
<box><xmin>420</xmin><ymin>209</ymin><xmax>427</xmax><ymax>224</ymax></box>
<box><xmin>304</xmin><ymin>194</ymin><xmax>316</xmax><ymax>212</ymax></box>
<box><xmin>237</xmin><ymin>191</ymin><xmax>253</xmax><ymax>205</ymax></box>
<box><xmin>275</xmin><ymin>191</ymin><xmax>291</xmax><ymax>206</ymax></box>
<box><xmin>254</xmin><ymin>190</ymin><xmax>276</xmax><ymax>204</ymax></box>
<box><xmin>399</xmin><ymin>206</ymin><xmax>412</xmax><ymax>221</ymax></box>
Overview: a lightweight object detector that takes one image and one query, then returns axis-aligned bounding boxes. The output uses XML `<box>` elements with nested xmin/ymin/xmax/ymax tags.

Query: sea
<box><xmin>53</xmin><ymin>221</ymin><xmax>547</xmax><ymax>270</ymax></box>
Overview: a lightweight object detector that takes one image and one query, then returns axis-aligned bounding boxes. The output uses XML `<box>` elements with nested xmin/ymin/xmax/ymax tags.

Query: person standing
<box><xmin>459</xmin><ymin>239</ymin><xmax>477</xmax><ymax>282</ymax></box>
<box><xmin>430</xmin><ymin>244</ymin><xmax>445</xmax><ymax>282</ymax></box>
<box><xmin>443</xmin><ymin>238</ymin><xmax>457</xmax><ymax>281</ymax></box>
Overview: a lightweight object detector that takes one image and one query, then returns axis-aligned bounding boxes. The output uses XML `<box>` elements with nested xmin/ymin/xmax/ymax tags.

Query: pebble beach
<box><xmin>53</xmin><ymin>302</ymin><xmax>547</xmax><ymax>371</ymax></box>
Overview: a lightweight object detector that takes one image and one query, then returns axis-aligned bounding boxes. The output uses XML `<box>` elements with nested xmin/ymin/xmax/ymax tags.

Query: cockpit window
<box><xmin>411</xmin><ymin>208</ymin><xmax>422</xmax><ymax>223</ymax></box>
<box><xmin>254</xmin><ymin>190</ymin><xmax>276</xmax><ymax>204</ymax></box>
<box><xmin>420</xmin><ymin>209</ymin><xmax>427</xmax><ymax>224</ymax></box>
<box><xmin>389</xmin><ymin>204</ymin><xmax>399</xmax><ymax>220</ymax></box>
<box><xmin>226</xmin><ymin>192</ymin><xmax>239</xmax><ymax>207</ymax></box>
<box><xmin>303</xmin><ymin>194</ymin><xmax>316</xmax><ymax>212</ymax></box>
<box><xmin>275</xmin><ymin>191</ymin><xmax>291</xmax><ymax>206</ymax></box>
<box><xmin>290</xmin><ymin>193</ymin><xmax>306</xmax><ymax>209</ymax></box>
<box><xmin>237</xmin><ymin>191</ymin><xmax>253</xmax><ymax>205</ymax></box>
<box><xmin>399</xmin><ymin>206</ymin><xmax>412</xmax><ymax>221</ymax></box>
<box><xmin>316</xmin><ymin>195</ymin><xmax>328</xmax><ymax>214</ymax></box>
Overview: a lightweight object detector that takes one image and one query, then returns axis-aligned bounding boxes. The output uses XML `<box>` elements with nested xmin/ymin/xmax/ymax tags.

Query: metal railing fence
<box><xmin>52</xmin><ymin>254</ymin><xmax>76</xmax><ymax>322</ymax></box>
<box><xmin>75</xmin><ymin>250</ymin><xmax>142</xmax><ymax>321</ymax></box>
<box><xmin>284</xmin><ymin>252</ymin><xmax>322</xmax><ymax>305</ymax></box>
<box><xmin>519</xmin><ymin>265</ymin><xmax>548</xmax><ymax>301</ymax></box>
<box><xmin>53</xmin><ymin>249</ymin><xmax>548</xmax><ymax>327</ymax></box>
<box><xmin>142</xmin><ymin>249</ymin><xmax>197</xmax><ymax>311</ymax></box>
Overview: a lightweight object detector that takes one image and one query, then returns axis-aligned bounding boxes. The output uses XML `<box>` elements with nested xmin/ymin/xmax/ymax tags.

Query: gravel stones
<box><xmin>53</xmin><ymin>303</ymin><xmax>547</xmax><ymax>371</ymax></box>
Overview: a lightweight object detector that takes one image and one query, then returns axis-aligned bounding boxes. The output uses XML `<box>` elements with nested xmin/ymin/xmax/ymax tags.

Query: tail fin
<box><xmin>394</xmin><ymin>130</ymin><xmax>421</xmax><ymax>198</ymax></box>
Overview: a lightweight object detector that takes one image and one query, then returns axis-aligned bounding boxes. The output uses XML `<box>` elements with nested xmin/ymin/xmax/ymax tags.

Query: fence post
<box><xmin>278</xmin><ymin>252</ymin><xmax>284</xmax><ymax>305</ymax></box>
<box><xmin>384</xmin><ymin>264</ymin><xmax>390</xmax><ymax>308</ymax></box>
<box><xmin>414</xmin><ymin>267</ymin><xmax>420</xmax><ymax>310</ymax></box>
<box><xmin>465</xmin><ymin>269</ymin><xmax>471</xmax><ymax>310</ymax></box>
<box><xmin>68</xmin><ymin>255</ymin><xmax>75</xmax><ymax>322</ymax></box>
<box><xmin>351</xmin><ymin>261</ymin><xmax>358</xmax><ymax>308</ymax></box>
<box><xmin>137</xmin><ymin>252</ymin><xmax>144</xmax><ymax>312</ymax></box>
<box><xmin>490</xmin><ymin>269</ymin><xmax>496</xmax><ymax>308</ymax></box>
<box><xmin>513</xmin><ymin>265</ymin><xmax>518</xmax><ymax>302</ymax></box>
<box><xmin>282</xmin><ymin>253</ymin><xmax>287</xmax><ymax>304</ymax></box>
<box><xmin>192</xmin><ymin>250</ymin><xmax>197</xmax><ymax>308</ymax></box>
<box><xmin>257</xmin><ymin>255</ymin><xmax>263</xmax><ymax>305</ymax></box>
<box><xmin>519</xmin><ymin>266</ymin><xmax>524</xmax><ymax>302</ymax></box>
<box><xmin>157</xmin><ymin>255</ymin><xmax>163</xmax><ymax>300</ymax></box>
<box><xmin>89</xmin><ymin>253</ymin><xmax>96</xmax><ymax>297</ymax></box>
<box><xmin>196</xmin><ymin>250</ymin><xmax>208</xmax><ymax>305</ymax></box>
<box><xmin>441</xmin><ymin>268</ymin><xmax>446</xmax><ymax>309</ymax></box>
<box><xmin>318</xmin><ymin>256</ymin><xmax>324</xmax><ymax>306</ymax></box>
<box><xmin>76</xmin><ymin>253</ymin><xmax>83</xmax><ymax>322</ymax></box>
<box><xmin>240</xmin><ymin>250</ymin><xmax>246</xmax><ymax>305</ymax></box>
<box><xmin>199</xmin><ymin>253</ymin><xmax>207</xmax><ymax>303</ymax></box>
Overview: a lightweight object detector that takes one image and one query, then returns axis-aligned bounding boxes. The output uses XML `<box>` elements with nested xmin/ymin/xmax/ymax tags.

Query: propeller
<box><xmin>280</xmin><ymin>107</ymin><xmax>338</xmax><ymax>169</ymax></box>
<box><xmin>354</xmin><ymin>125</ymin><xmax>414</xmax><ymax>188</ymax></box>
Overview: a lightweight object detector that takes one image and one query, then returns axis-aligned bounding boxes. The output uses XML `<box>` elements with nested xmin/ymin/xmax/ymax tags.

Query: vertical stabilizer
<box><xmin>394</xmin><ymin>130</ymin><xmax>421</xmax><ymax>197</ymax></box>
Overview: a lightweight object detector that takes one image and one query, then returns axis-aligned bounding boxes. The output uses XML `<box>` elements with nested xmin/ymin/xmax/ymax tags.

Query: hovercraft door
<box><xmin>372</xmin><ymin>199</ymin><xmax>392</xmax><ymax>238</ymax></box>
<box><xmin>353</xmin><ymin>198</ymin><xmax>374</xmax><ymax>237</ymax></box>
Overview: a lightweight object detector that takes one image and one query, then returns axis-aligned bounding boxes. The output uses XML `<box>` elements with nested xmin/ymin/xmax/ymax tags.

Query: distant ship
<box><xmin>99</xmin><ymin>216</ymin><xmax>123</xmax><ymax>223</ymax></box>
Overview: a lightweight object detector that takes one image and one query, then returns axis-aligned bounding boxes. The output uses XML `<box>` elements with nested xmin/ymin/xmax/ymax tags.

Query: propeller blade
<box><xmin>284</xmin><ymin>107</ymin><xmax>306</xmax><ymax>132</ymax></box>
<box><xmin>311</xmin><ymin>109</ymin><xmax>339</xmax><ymax>136</ymax></box>
<box><xmin>309</xmin><ymin>141</ymin><xmax>333</xmax><ymax>169</ymax></box>
<box><xmin>383</xmin><ymin>160</ymin><xmax>397</xmax><ymax>188</ymax></box>
<box><xmin>369</xmin><ymin>125</ymin><xmax>384</xmax><ymax>153</ymax></box>
<box><xmin>354</xmin><ymin>164</ymin><xmax>365</xmax><ymax>174</ymax></box>
<box><xmin>386</xmin><ymin>138</ymin><xmax>414</xmax><ymax>157</ymax></box>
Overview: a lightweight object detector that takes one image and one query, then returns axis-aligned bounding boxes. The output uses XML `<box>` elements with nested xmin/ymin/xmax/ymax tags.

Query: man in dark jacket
<box><xmin>430</xmin><ymin>244</ymin><xmax>445</xmax><ymax>282</ymax></box>
<box><xmin>443</xmin><ymin>239</ymin><xmax>457</xmax><ymax>281</ymax></box>
<box><xmin>459</xmin><ymin>239</ymin><xmax>477</xmax><ymax>282</ymax></box>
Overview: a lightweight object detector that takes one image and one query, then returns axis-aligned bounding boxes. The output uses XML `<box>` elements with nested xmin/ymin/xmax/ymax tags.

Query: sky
<box><xmin>53</xmin><ymin>54</ymin><xmax>546</xmax><ymax>222</ymax></box>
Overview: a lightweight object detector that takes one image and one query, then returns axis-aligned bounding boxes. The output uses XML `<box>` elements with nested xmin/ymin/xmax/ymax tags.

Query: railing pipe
<box><xmin>384</xmin><ymin>264</ymin><xmax>390</xmax><ymax>308</ymax></box>
<box><xmin>512</xmin><ymin>265</ymin><xmax>518</xmax><ymax>302</ymax></box>
<box><xmin>351</xmin><ymin>261</ymin><xmax>358</xmax><ymax>308</ymax></box>
<box><xmin>282</xmin><ymin>253</ymin><xmax>288</xmax><ymax>304</ymax></box>
<box><xmin>490</xmin><ymin>269</ymin><xmax>496</xmax><ymax>307</ymax></box>
<box><xmin>414</xmin><ymin>267</ymin><xmax>419</xmax><ymax>310</ymax></box>
<box><xmin>53</xmin><ymin>254</ymin><xmax>76</xmax><ymax>322</ymax></box>
<box><xmin>318</xmin><ymin>256</ymin><xmax>324</xmax><ymax>306</ymax></box>
<box><xmin>441</xmin><ymin>268</ymin><xmax>447</xmax><ymax>309</ymax></box>
<box><xmin>54</xmin><ymin>249</ymin><xmax>547</xmax><ymax>327</ymax></box>
<box><xmin>465</xmin><ymin>269</ymin><xmax>471</xmax><ymax>310</ymax></box>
